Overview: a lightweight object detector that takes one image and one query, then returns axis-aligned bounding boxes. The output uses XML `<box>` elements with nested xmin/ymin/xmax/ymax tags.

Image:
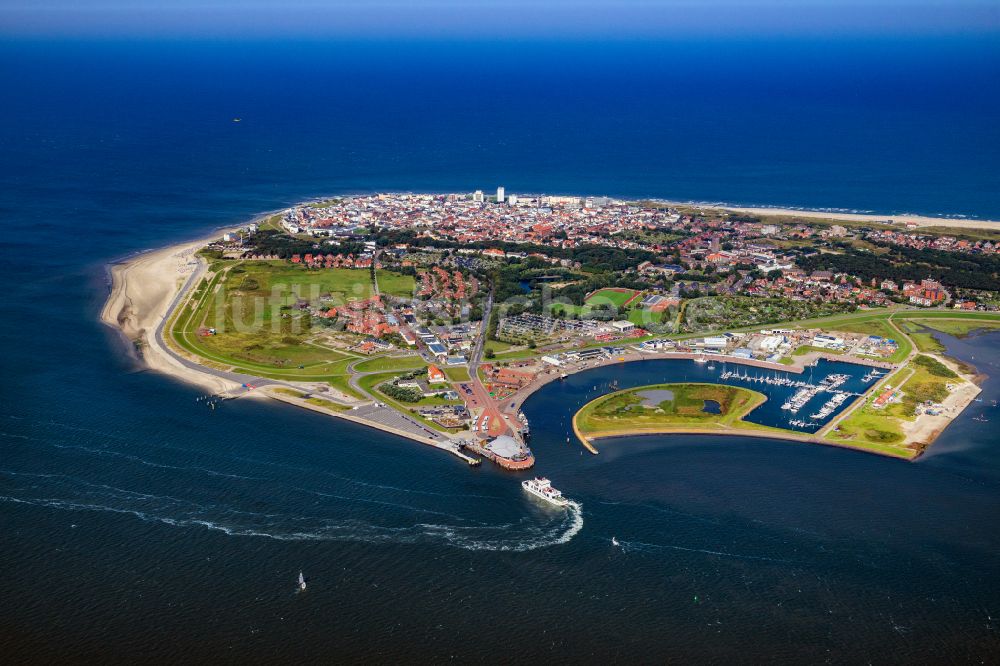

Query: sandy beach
<box><xmin>666</xmin><ymin>202</ymin><xmax>1000</xmax><ymax>231</ymax></box>
<box><xmin>899</xmin><ymin>355</ymin><xmax>982</xmax><ymax>449</ymax></box>
<box><xmin>100</xmin><ymin>232</ymin><xmax>241</xmax><ymax>394</ymax></box>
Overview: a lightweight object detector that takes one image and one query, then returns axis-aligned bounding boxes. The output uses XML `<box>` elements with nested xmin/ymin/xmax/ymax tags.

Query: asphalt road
<box><xmin>152</xmin><ymin>258</ymin><xmax>303</xmax><ymax>394</ymax></box>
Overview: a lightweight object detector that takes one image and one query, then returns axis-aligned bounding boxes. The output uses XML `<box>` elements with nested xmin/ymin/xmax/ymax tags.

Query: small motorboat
<box><xmin>611</xmin><ymin>536</ymin><xmax>620</xmax><ymax>547</ymax></box>
<box><xmin>297</xmin><ymin>571</ymin><xmax>307</xmax><ymax>592</ymax></box>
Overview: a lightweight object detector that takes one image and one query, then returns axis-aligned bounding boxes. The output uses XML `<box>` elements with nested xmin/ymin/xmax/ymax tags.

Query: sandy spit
<box><xmin>100</xmin><ymin>232</ymin><xmax>239</xmax><ymax>394</ymax></box>
<box><xmin>665</xmin><ymin>202</ymin><xmax>1000</xmax><ymax>231</ymax></box>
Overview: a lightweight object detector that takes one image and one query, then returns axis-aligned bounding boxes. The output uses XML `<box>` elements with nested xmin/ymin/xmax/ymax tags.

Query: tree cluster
<box><xmin>797</xmin><ymin>242</ymin><xmax>1000</xmax><ymax>291</ymax></box>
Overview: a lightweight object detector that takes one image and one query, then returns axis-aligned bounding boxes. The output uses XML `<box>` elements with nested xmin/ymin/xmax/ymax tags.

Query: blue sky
<box><xmin>1</xmin><ymin>1</ymin><xmax>997</xmax><ymax>39</ymax></box>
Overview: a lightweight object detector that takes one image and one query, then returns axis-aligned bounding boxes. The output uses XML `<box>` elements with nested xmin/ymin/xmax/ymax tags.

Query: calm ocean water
<box><xmin>1</xmin><ymin>38</ymin><xmax>999</xmax><ymax>663</ymax></box>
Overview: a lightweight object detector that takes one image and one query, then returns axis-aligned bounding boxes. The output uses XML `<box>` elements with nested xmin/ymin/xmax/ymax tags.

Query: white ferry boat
<box><xmin>522</xmin><ymin>477</ymin><xmax>570</xmax><ymax>507</ymax></box>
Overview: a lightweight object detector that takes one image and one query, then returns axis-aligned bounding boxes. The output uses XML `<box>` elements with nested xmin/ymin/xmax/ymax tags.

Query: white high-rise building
<box><xmin>496</xmin><ymin>186</ymin><xmax>505</xmax><ymax>203</ymax></box>
<box><xmin>472</xmin><ymin>190</ymin><xmax>484</xmax><ymax>203</ymax></box>
<box><xmin>508</xmin><ymin>193</ymin><xmax>518</xmax><ymax>206</ymax></box>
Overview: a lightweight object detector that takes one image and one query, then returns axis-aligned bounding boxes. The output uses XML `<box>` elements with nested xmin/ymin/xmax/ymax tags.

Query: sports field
<box><xmin>583</xmin><ymin>287</ymin><xmax>641</xmax><ymax>308</ymax></box>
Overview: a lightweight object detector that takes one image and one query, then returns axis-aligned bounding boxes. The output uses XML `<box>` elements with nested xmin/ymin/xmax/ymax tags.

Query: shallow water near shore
<box><xmin>2</xmin><ymin>39</ymin><xmax>1000</xmax><ymax>663</ymax></box>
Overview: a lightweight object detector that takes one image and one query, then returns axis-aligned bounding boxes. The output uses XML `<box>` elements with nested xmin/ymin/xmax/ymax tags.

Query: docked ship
<box><xmin>810</xmin><ymin>392</ymin><xmax>850</xmax><ymax>420</ymax></box>
<box><xmin>521</xmin><ymin>477</ymin><xmax>570</xmax><ymax>507</ymax></box>
<box><xmin>462</xmin><ymin>434</ymin><xmax>535</xmax><ymax>470</ymax></box>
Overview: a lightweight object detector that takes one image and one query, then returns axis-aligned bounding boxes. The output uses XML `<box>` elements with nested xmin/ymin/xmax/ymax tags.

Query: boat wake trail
<box><xmin>615</xmin><ymin>538</ymin><xmax>802</xmax><ymax>565</ymax></box>
<box><xmin>428</xmin><ymin>500</ymin><xmax>584</xmax><ymax>552</ymax></box>
<box><xmin>0</xmin><ymin>470</ymin><xmax>584</xmax><ymax>552</ymax></box>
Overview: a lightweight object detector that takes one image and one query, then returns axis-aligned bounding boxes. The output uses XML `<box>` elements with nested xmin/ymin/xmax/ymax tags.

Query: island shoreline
<box><xmin>576</xmin><ymin>428</ymin><xmax>914</xmax><ymax>460</ymax></box>
<box><xmin>100</xmin><ymin>199</ymin><xmax>991</xmax><ymax>468</ymax></box>
<box><xmin>99</xmin><ymin>218</ymin><xmax>481</xmax><ymax>466</ymax></box>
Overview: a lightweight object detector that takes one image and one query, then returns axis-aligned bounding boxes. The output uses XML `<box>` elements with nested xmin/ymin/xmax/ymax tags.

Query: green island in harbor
<box><xmin>573</xmin><ymin>382</ymin><xmax>791</xmax><ymax>453</ymax></box>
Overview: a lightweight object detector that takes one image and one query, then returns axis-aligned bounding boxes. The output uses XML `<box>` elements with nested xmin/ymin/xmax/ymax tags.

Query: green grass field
<box><xmin>894</xmin><ymin>311</ymin><xmax>1000</xmax><ymax>324</ymax></box>
<box><xmin>584</xmin><ymin>287</ymin><xmax>640</xmax><ymax>308</ymax></box>
<box><xmin>909</xmin><ymin>331</ymin><xmax>946</xmax><ymax>353</ymax></box>
<box><xmin>259</xmin><ymin>214</ymin><xmax>284</xmax><ymax>231</ymax></box>
<box><xmin>444</xmin><ymin>366</ymin><xmax>471</xmax><ymax>382</ymax></box>
<box><xmin>376</xmin><ymin>270</ymin><xmax>418</xmax><ymax>298</ymax></box>
<box><xmin>824</xmin><ymin>408</ymin><xmax>909</xmax><ymax>456</ymax></box>
<box><xmin>234</xmin><ymin>261</ymin><xmax>379</xmax><ymax>304</ymax></box>
<box><xmin>175</xmin><ymin>279</ymin><xmax>350</xmax><ymax>370</ymax></box>
<box><xmin>575</xmin><ymin>383</ymin><xmax>778</xmax><ymax>437</ymax></box>
<box><xmin>353</xmin><ymin>355</ymin><xmax>427</xmax><ymax>373</ymax></box>
<box><xmin>548</xmin><ymin>302</ymin><xmax>589</xmax><ymax>317</ymax></box>
<box><xmin>484</xmin><ymin>339</ymin><xmax>516</xmax><ymax>354</ymax></box>
<box><xmin>166</xmin><ymin>261</ymin><xmax>411</xmax><ymax>397</ymax></box>
<box><xmin>826</xmin><ymin>318</ymin><xmax>897</xmax><ymax>340</ymax></box>
<box><xmin>549</xmin><ymin>290</ymin><xmax>648</xmax><ymax>323</ymax></box>
<box><xmin>272</xmin><ymin>388</ymin><xmax>306</xmax><ymax>398</ymax></box>
<box><xmin>906</xmin><ymin>318</ymin><xmax>1000</xmax><ymax>337</ymax></box>
<box><xmin>627</xmin><ymin>307</ymin><xmax>663</xmax><ymax>328</ymax></box>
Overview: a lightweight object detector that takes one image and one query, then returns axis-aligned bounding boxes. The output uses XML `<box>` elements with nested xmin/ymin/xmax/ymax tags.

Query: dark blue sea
<box><xmin>1</xmin><ymin>38</ymin><xmax>1000</xmax><ymax>663</ymax></box>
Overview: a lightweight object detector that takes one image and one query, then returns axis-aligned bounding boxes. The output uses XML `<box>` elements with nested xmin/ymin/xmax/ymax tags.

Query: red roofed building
<box><xmin>427</xmin><ymin>365</ymin><xmax>447</xmax><ymax>384</ymax></box>
<box><xmin>494</xmin><ymin>368</ymin><xmax>535</xmax><ymax>388</ymax></box>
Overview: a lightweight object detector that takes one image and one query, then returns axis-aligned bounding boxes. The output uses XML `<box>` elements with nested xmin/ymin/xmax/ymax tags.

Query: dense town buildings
<box><xmin>272</xmin><ymin>192</ymin><xmax>997</xmax><ymax>318</ymax></box>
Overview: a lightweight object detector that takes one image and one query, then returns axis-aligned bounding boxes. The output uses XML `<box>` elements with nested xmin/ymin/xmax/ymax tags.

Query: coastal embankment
<box><xmin>263</xmin><ymin>388</ymin><xmax>479</xmax><ymax>465</ymax></box>
<box><xmin>570</xmin><ymin>393</ymin><xmax>916</xmax><ymax>461</ymax></box>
